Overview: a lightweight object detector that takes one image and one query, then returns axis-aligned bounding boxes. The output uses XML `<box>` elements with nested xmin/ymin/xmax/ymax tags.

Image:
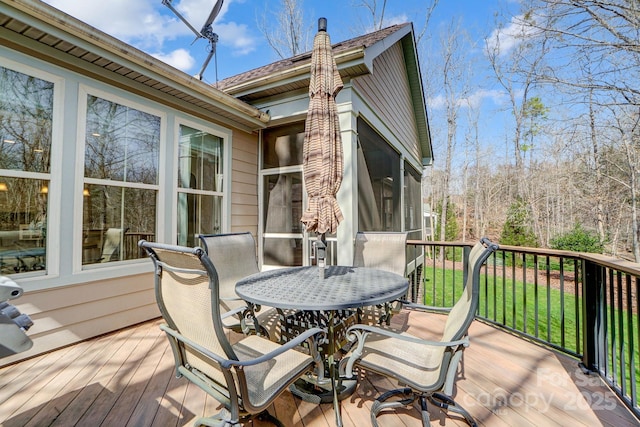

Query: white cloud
<box><xmin>461</xmin><ymin>89</ymin><xmax>507</xmax><ymax>109</ymax></box>
<box><xmin>42</xmin><ymin>0</ymin><xmax>258</xmax><ymax>63</ymax></box>
<box><xmin>428</xmin><ymin>89</ymin><xmax>507</xmax><ymax>110</ymax></box>
<box><xmin>216</xmin><ymin>22</ymin><xmax>256</xmax><ymax>55</ymax></box>
<box><xmin>43</xmin><ymin>0</ymin><xmax>179</xmax><ymax>48</ymax></box>
<box><xmin>151</xmin><ymin>48</ymin><xmax>196</xmax><ymax>72</ymax></box>
<box><xmin>485</xmin><ymin>14</ymin><xmax>540</xmax><ymax>57</ymax></box>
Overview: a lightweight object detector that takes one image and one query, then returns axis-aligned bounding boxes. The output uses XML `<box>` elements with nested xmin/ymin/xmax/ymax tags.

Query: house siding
<box><xmin>230</xmin><ymin>130</ymin><xmax>259</xmax><ymax>236</ymax></box>
<box><xmin>353</xmin><ymin>42</ymin><xmax>421</xmax><ymax>161</ymax></box>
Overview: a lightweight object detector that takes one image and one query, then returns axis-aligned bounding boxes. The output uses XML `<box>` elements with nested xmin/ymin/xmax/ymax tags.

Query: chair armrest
<box><xmin>161</xmin><ymin>323</ymin><xmax>324</xmax><ymax>369</ymax></box>
<box><xmin>224</xmin><ymin>327</ymin><xmax>325</xmax><ymax>368</ymax></box>
<box><xmin>220</xmin><ymin>305</ymin><xmax>246</xmax><ymax>320</ymax></box>
<box><xmin>346</xmin><ymin>323</ymin><xmax>468</xmax><ymax>348</ymax></box>
<box><xmin>341</xmin><ymin>324</ymin><xmax>469</xmax><ymax>379</ymax></box>
<box><xmin>399</xmin><ymin>301</ymin><xmax>452</xmax><ymax>314</ymax></box>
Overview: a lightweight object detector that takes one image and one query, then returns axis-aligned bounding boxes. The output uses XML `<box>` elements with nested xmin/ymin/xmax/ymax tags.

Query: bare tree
<box><xmin>257</xmin><ymin>0</ymin><xmax>312</xmax><ymax>59</ymax></box>
<box><xmin>485</xmin><ymin>8</ymin><xmax>550</xmax><ymax>189</ymax></box>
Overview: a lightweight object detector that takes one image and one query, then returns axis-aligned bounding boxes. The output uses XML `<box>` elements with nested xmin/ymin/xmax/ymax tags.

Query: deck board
<box><xmin>0</xmin><ymin>310</ymin><xmax>638</xmax><ymax>427</ymax></box>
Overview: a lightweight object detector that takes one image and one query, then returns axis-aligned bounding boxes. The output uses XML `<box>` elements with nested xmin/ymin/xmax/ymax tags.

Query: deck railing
<box><xmin>406</xmin><ymin>240</ymin><xmax>640</xmax><ymax>419</ymax></box>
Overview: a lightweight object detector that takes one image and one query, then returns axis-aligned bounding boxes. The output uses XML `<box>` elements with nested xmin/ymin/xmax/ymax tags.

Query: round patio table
<box><xmin>236</xmin><ymin>265</ymin><xmax>408</xmax><ymax>427</ymax></box>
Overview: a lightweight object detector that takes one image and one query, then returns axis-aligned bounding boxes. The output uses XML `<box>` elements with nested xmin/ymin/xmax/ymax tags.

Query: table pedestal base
<box><xmin>289</xmin><ymin>377</ymin><xmax>357</xmax><ymax>404</ymax></box>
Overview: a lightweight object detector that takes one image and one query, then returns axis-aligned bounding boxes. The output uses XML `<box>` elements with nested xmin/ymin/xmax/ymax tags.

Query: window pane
<box><xmin>177</xmin><ymin>192</ymin><xmax>222</xmax><ymax>247</ymax></box>
<box><xmin>85</xmin><ymin>96</ymin><xmax>160</xmax><ymax>185</ymax></box>
<box><xmin>263</xmin><ymin>173</ymin><xmax>303</xmax><ymax>234</ymax></box>
<box><xmin>263</xmin><ymin>237</ymin><xmax>303</xmax><ymax>266</ymax></box>
<box><xmin>178</xmin><ymin>125</ymin><xmax>223</xmax><ymax>192</ymax></box>
<box><xmin>82</xmin><ymin>185</ymin><xmax>157</xmax><ymax>265</ymax></box>
<box><xmin>0</xmin><ymin>67</ymin><xmax>53</xmax><ymax>173</ymax></box>
<box><xmin>262</xmin><ymin>123</ymin><xmax>304</xmax><ymax>169</ymax></box>
<box><xmin>0</xmin><ymin>177</ymin><xmax>48</xmax><ymax>274</ymax></box>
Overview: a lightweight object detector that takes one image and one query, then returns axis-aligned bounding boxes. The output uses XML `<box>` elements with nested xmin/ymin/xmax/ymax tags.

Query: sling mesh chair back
<box><xmin>353</xmin><ymin>231</ymin><xmax>408</xmax><ymax>325</ymax></box>
<box><xmin>139</xmin><ymin>240</ymin><xmax>322</xmax><ymax>427</ymax></box>
<box><xmin>341</xmin><ymin>237</ymin><xmax>499</xmax><ymax>427</ymax></box>
<box><xmin>198</xmin><ymin>232</ymin><xmax>281</xmax><ymax>339</ymax></box>
<box><xmin>100</xmin><ymin>227</ymin><xmax>126</xmax><ymax>262</ymax></box>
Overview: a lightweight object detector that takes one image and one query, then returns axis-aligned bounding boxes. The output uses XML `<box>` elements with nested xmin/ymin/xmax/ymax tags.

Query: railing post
<box><xmin>582</xmin><ymin>259</ymin><xmax>605</xmax><ymax>372</ymax></box>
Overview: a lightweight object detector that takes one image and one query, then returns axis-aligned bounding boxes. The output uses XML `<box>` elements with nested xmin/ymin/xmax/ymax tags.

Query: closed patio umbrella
<box><xmin>300</xmin><ymin>18</ymin><xmax>344</xmax><ymax>272</ymax></box>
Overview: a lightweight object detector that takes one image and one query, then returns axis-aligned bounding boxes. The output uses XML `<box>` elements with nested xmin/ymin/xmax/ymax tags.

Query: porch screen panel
<box><xmin>83</xmin><ymin>95</ymin><xmax>160</xmax><ymax>266</ymax></box>
<box><xmin>357</xmin><ymin>118</ymin><xmax>401</xmax><ymax>232</ymax></box>
<box><xmin>404</xmin><ymin>162</ymin><xmax>422</xmax><ymax>233</ymax></box>
<box><xmin>0</xmin><ymin>66</ymin><xmax>53</xmax><ymax>275</ymax></box>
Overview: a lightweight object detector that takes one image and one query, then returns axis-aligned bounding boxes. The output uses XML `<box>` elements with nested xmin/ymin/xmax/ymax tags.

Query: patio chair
<box><xmin>99</xmin><ymin>227</ymin><xmax>127</xmax><ymax>262</ymax></box>
<box><xmin>198</xmin><ymin>232</ymin><xmax>282</xmax><ymax>339</ymax></box>
<box><xmin>341</xmin><ymin>237</ymin><xmax>499</xmax><ymax>427</ymax></box>
<box><xmin>353</xmin><ymin>231</ymin><xmax>408</xmax><ymax>325</ymax></box>
<box><xmin>139</xmin><ymin>240</ymin><xmax>323</xmax><ymax>427</ymax></box>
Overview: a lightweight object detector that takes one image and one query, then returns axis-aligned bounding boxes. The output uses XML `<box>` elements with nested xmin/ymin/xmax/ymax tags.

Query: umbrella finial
<box><xmin>318</xmin><ymin>17</ymin><xmax>327</xmax><ymax>32</ymax></box>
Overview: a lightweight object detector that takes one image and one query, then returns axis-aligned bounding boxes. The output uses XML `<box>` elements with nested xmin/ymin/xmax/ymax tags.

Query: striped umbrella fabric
<box><xmin>300</xmin><ymin>22</ymin><xmax>344</xmax><ymax>235</ymax></box>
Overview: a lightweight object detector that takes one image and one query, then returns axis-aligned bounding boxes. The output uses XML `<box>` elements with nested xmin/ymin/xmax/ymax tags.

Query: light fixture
<box><xmin>33</xmin><ymin>148</ymin><xmax>44</xmax><ymax>153</ymax></box>
<box><xmin>0</xmin><ymin>182</ymin><xmax>7</xmax><ymax>191</ymax></box>
<box><xmin>83</xmin><ymin>188</ymin><xmax>90</xmax><ymax>196</ymax></box>
<box><xmin>3</xmin><ymin>139</ymin><xmax>15</xmax><ymax>144</ymax></box>
<box><xmin>92</xmin><ymin>132</ymin><xmax>101</xmax><ymax>137</ymax></box>
<box><xmin>40</xmin><ymin>186</ymin><xmax>48</xmax><ymax>194</ymax></box>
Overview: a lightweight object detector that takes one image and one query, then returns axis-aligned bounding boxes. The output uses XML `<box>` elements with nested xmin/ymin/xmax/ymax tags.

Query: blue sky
<box><xmin>41</xmin><ymin>1</ymin><xmax>508</xmax><ymax>81</ymax></box>
<box><xmin>41</xmin><ymin>0</ymin><xmax>524</xmax><ymax>166</ymax></box>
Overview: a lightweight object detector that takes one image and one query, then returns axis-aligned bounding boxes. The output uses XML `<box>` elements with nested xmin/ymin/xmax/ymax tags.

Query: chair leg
<box><xmin>195</xmin><ymin>409</ymin><xmax>283</xmax><ymax>427</ymax></box>
<box><xmin>429</xmin><ymin>392</ymin><xmax>478</xmax><ymax>427</ymax></box>
<box><xmin>194</xmin><ymin>410</ymin><xmax>239</xmax><ymax>427</ymax></box>
<box><xmin>370</xmin><ymin>388</ymin><xmax>416</xmax><ymax>427</ymax></box>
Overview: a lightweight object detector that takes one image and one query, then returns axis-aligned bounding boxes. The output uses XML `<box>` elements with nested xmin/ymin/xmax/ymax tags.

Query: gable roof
<box><xmin>217</xmin><ymin>23</ymin><xmax>433</xmax><ymax>165</ymax></box>
<box><xmin>0</xmin><ymin>0</ymin><xmax>269</xmax><ymax>132</ymax></box>
<box><xmin>217</xmin><ymin>23</ymin><xmax>410</xmax><ymax>99</ymax></box>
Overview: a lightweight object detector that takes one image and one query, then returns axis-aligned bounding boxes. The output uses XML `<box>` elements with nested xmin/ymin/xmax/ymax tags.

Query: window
<box><xmin>262</xmin><ymin>123</ymin><xmax>306</xmax><ymax>266</ymax></box>
<box><xmin>0</xmin><ymin>66</ymin><xmax>53</xmax><ymax>275</ymax></box>
<box><xmin>176</xmin><ymin>124</ymin><xmax>223</xmax><ymax>247</ymax></box>
<box><xmin>82</xmin><ymin>95</ymin><xmax>160</xmax><ymax>266</ymax></box>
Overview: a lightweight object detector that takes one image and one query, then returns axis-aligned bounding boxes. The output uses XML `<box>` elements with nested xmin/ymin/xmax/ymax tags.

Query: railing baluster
<box><xmin>546</xmin><ymin>255</ymin><xmax>551</xmax><ymax>343</ymax></box>
<box><xmin>560</xmin><ymin>259</ymin><xmax>565</xmax><ymax>349</ymax></box>
<box><xmin>512</xmin><ymin>251</ymin><xmax>516</xmax><ymax>330</ymax></box>
<box><xmin>574</xmin><ymin>258</ymin><xmax>581</xmax><ymax>355</ymax></box>
<box><xmin>534</xmin><ymin>254</ymin><xmax>539</xmax><ymax>338</ymax></box>
<box><xmin>523</xmin><ymin>252</ymin><xmax>528</xmax><ymax>334</ymax></box>
<box><xmin>625</xmin><ymin>273</ymin><xmax>635</xmax><ymax>405</ymax></box>
<box><xmin>609</xmin><ymin>268</ymin><xmax>617</xmax><ymax>386</ymax></box>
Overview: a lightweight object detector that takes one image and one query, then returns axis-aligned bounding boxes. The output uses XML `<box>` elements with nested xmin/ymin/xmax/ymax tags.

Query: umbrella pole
<box><xmin>315</xmin><ymin>233</ymin><xmax>327</xmax><ymax>279</ymax></box>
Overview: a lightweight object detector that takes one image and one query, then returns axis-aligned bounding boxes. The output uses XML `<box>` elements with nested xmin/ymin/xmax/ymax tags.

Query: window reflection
<box><xmin>0</xmin><ymin>178</ymin><xmax>48</xmax><ymax>274</ymax></box>
<box><xmin>83</xmin><ymin>95</ymin><xmax>160</xmax><ymax>266</ymax></box>
<box><xmin>85</xmin><ymin>96</ymin><xmax>159</xmax><ymax>184</ymax></box>
<box><xmin>176</xmin><ymin>125</ymin><xmax>224</xmax><ymax>247</ymax></box>
<box><xmin>0</xmin><ymin>66</ymin><xmax>53</xmax><ymax>275</ymax></box>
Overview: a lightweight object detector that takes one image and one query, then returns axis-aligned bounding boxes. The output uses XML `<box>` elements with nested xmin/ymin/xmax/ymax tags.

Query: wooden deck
<box><xmin>1</xmin><ymin>309</ymin><xmax>638</xmax><ymax>427</ymax></box>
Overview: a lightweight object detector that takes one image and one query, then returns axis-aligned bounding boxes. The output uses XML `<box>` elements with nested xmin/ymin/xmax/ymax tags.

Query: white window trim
<box><xmin>73</xmin><ymin>84</ymin><xmax>166</xmax><ymax>273</ymax></box>
<box><xmin>0</xmin><ymin>57</ymin><xmax>64</xmax><ymax>280</ymax></box>
<box><xmin>171</xmin><ymin>117</ymin><xmax>232</xmax><ymax>242</ymax></box>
